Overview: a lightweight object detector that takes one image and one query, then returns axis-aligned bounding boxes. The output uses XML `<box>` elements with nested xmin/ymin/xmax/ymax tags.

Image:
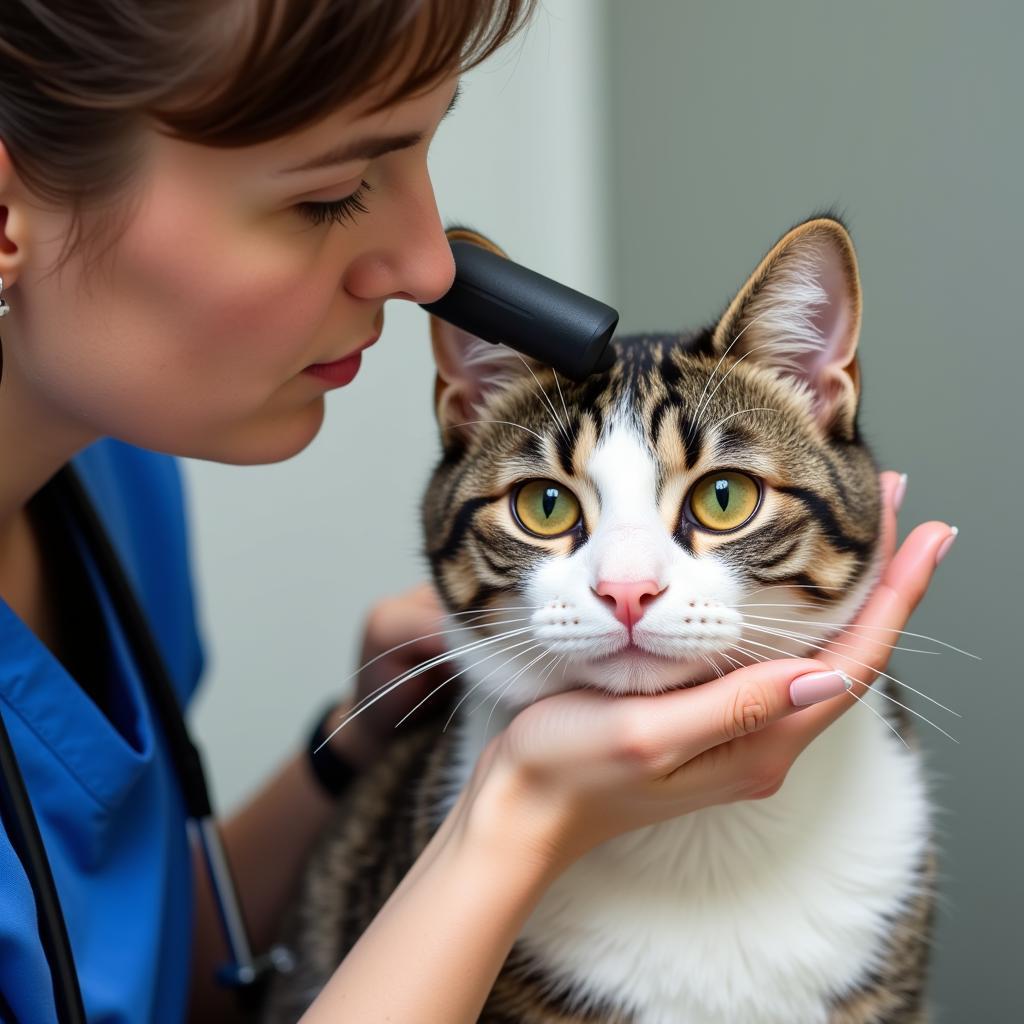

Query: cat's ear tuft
<box><xmin>711</xmin><ymin>217</ymin><xmax>863</xmax><ymax>437</ymax></box>
<box><xmin>429</xmin><ymin>228</ymin><xmax>540</xmax><ymax>441</ymax></box>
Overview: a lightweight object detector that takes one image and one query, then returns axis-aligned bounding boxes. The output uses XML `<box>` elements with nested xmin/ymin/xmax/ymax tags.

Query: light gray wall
<box><xmin>604</xmin><ymin>0</ymin><xmax>1021</xmax><ymax>1017</ymax></box>
<box><xmin>184</xmin><ymin>1</ymin><xmax>611</xmax><ymax>810</ymax></box>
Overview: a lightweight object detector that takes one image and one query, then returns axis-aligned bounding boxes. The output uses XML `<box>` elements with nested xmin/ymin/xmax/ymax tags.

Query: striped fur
<box><xmin>261</xmin><ymin>218</ymin><xmax>936</xmax><ymax>1023</ymax></box>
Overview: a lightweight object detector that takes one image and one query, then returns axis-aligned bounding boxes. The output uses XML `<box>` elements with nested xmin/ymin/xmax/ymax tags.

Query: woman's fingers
<box><xmin>604</xmin><ymin>658</ymin><xmax>837</xmax><ymax>773</ymax></box>
<box><xmin>776</xmin><ymin>518</ymin><xmax>956</xmax><ymax>747</ymax></box>
<box><xmin>877</xmin><ymin>470</ymin><xmax>904</xmax><ymax>566</ymax></box>
<box><xmin>821</xmin><ymin>518</ymin><xmax>954</xmax><ymax>689</ymax></box>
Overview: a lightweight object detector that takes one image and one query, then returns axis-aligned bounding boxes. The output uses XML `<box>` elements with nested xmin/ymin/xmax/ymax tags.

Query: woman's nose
<box><xmin>344</xmin><ymin>186</ymin><xmax>456</xmax><ymax>305</ymax></box>
<box><xmin>388</xmin><ymin>233</ymin><xmax>456</xmax><ymax>304</ymax></box>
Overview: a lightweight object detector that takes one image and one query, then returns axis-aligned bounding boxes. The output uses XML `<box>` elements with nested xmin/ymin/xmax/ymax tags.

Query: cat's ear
<box><xmin>429</xmin><ymin>228</ymin><xmax>540</xmax><ymax>440</ymax></box>
<box><xmin>710</xmin><ymin>216</ymin><xmax>863</xmax><ymax>437</ymax></box>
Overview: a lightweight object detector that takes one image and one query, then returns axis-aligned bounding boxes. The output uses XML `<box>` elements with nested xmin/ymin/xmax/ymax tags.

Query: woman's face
<box><xmin>2</xmin><ymin>73</ymin><xmax>460</xmax><ymax>464</ymax></box>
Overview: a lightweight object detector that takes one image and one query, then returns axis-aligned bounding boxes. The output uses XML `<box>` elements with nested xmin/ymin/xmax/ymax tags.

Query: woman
<box><xmin>0</xmin><ymin>2</ymin><xmax>955</xmax><ymax>1022</ymax></box>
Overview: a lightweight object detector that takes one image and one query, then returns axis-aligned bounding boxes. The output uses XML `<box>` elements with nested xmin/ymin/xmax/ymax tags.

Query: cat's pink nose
<box><xmin>594</xmin><ymin>579</ymin><xmax>664</xmax><ymax>630</ymax></box>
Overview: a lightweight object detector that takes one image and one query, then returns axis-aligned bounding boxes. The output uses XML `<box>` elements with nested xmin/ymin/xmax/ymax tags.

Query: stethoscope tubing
<box><xmin>0</xmin><ymin>704</ymin><xmax>87</xmax><ymax>1024</ymax></box>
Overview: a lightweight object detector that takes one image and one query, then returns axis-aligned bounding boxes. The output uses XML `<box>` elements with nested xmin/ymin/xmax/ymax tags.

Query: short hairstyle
<box><xmin>0</xmin><ymin>0</ymin><xmax>535</xmax><ymax>273</ymax></box>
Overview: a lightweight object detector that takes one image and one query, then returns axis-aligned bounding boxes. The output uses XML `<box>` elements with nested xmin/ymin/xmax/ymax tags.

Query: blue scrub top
<box><xmin>0</xmin><ymin>440</ymin><xmax>206</xmax><ymax>1023</ymax></box>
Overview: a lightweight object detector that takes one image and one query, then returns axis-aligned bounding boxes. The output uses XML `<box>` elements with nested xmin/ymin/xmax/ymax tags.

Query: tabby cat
<box><xmin>261</xmin><ymin>216</ymin><xmax>936</xmax><ymax>1024</ymax></box>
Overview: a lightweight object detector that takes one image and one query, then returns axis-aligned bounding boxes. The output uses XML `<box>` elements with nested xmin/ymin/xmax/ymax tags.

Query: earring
<box><xmin>0</xmin><ymin>276</ymin><xmax>10</xmax><ymax>317</ymax></box>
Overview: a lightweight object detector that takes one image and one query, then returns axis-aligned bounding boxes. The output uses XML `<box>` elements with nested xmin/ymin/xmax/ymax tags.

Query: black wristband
<box><xmin>306</xmin><ymin>702</ymin><xmax>361</xmax><ymax>799</ymax></box>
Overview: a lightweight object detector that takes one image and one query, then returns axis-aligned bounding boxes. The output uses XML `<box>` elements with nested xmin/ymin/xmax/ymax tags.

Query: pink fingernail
<box><xmin>893</xmin><ymin>473</ymin><xmax>908</xmax><ymax>513</ymax></box>
<box><xmin>789</xmin><ymin>671</ymin><xmax>852</xmax><ymax>706</ymax></box>
<box><xmin>935</xmin><ymin>526</ymin><xmax>958</xmax><ymax>566</ymax></box>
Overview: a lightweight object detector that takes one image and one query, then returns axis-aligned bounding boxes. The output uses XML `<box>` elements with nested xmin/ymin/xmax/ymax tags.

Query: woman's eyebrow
<box><xmin>277</xmin><ymin>84</ymin><xmax>462</xmax><ymax>176</ymax></box>
<box><xmin>278</xmin><ymin>132</ymin><xmax>424</xmax><ymax>174</ymax></box>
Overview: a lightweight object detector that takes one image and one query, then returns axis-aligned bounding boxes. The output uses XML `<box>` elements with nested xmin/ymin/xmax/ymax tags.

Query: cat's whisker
<box><xmin>551</xmin><ymin>370</ymin><xmax>573</xmax><ymax>440</ymax></box>
<box><xmin>736</xmin><ymin>633</ymin><xmax>960</xmax><ymax>743</ymax></box>
<box><xmin>706</xmin><ymin>408</ymin><xmax>785</xmax><ymax>433</ymax></box>
<box><xmin>691</xmin><ymin>339</ymin><xmax>784</xmax><ymax>437</ymax></box>
<box><xmin>464</xmin><ymin>644</ymin><xmax>546</xmax><ymax>722</ymax></box>
<box><xmin>449</xmin><ymin>612</ymin><xmax>534</xmax><ymax>630</ymax></box>
<box><xmin>687</xmin><ymin>309</ymin><xmax>773</xmax><ymax>442</ymax></box>
<box><xmin>447</xmin><ymin>604</ymin><xmax>541</xmax><ymax>617</ymax></box>
<box><xmin>701</xmin><ymin>653</ymin><xmax>730</xmax><ymax>680</ymax></box>
<box><xmin>482</xmin><ymin>647</ymin><xmax>554</xmax><ymax>742</ymax></box>
<box><xmin>715</xmin><ymin>651</ymin><xmax>743</xmax><ymax>675</ymax></box>
<box><xmin>740</xmin><ymin>612</ymin><xmax>980</xmax><ymax>661</ymax></box>
<box><xmin>447</xmin><ymin>419</ymin><xmax>547</xmax><ymax>444</ymax></box>
<box><xmin>739</xmin><ymin>616</ymin><xmax>941</xmax><ymax>657</ymax></box>
<box><xmin>318</xmin><ymin>626</ymin><xmax>536</xmax><ymax>746</ymax></box>
<box><xmin>394</xmin><ymin>636</ymin><xmax>540</xmax><ymax>729</ymax></box>
<box><xmin>747</xmin><ymin>582</ymin><xmax>843</xmax><ymax>598</ymax></box>
<box><xmin>737</xmin><ymin>618</ymin><xmax>958</xmax><ymax>716</ymax></box>
<box><xmin>337</xmin><ymin>617</ymin><xmax>534</xmax><ymax>713</ymax></box>
<box><xmin>444</xmin><ymin>641</ymin><xmax>545</xmax><ymax>732</ymax></box>
<box><xmin>736</xmin><ymin>602</ymin><xmax>838</xmax><ymax>612</ymax></box>
<box><xmin>444</xmin><ymin>606</ymin><xmax>542</xmax><ymax>629</ymax></box>
<box><xmin>842</xmin><ymin>683</ymin><xmax>911</xmax><ymax>751</ymax></box>
<box><xmin>512</xmin><ymin>350</ymin><xmax>572</xmax><ymax>445</ymax></box>
<box><xmin>690</xmin><ymin>349</ymin><xmax>759</xmax><ymax>439</ymax></box>
<box><xmin>742</xmin><ymin>622</ymin><xmax>962</xmax><ymax>718</ymax></box>
<box><xmin>512</xmin><ymin>654</ymin><xmax>566</xmax><ymax>726</ymax></box>
<box><xmin>728</xmin><ymin>643</ymin><xmax>769</xmax><ymax>665</ymax></box>
<box><xmin>527</xmin><ymin>653</ymin><xmax>565</xmax><ymax>709</ymax></box>
<box><xmin>337</xmin><ymin>618</ymin><xmax>527</xmax><ymax>690</ymax></box>
<box><xmin>550</xmin><ymin>652</ymin><xmax>568</xmax><ymax>684</ymax></box>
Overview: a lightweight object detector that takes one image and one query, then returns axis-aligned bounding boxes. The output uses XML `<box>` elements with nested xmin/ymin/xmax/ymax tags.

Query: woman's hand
<box><xmin>471</xmin><ymin>471</ymin><xmax>955</xmax><ymax>873</ymax></box>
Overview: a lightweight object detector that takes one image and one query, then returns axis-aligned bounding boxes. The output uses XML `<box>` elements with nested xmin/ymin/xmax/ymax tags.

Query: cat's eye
<box><xmin>687</xmin><ymin>471</ymin><xmax>761</xmax><ymax>532</ymax></box>
<box><xmin>512</xmin><ymin>479</ymin><xmax>582</xmax><ymax>537</ymax></box>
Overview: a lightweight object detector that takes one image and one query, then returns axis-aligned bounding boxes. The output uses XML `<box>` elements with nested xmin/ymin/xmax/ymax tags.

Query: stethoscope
<box><xmin>0</xmin><ymin>234</ymin><xmax>618</xmax><ymax>1023</ymax></box>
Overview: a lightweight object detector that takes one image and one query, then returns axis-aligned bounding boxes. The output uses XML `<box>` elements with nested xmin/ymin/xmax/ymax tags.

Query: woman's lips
<box><xmin>303</xmin><ymin>332</ymin><xmax>380</xmax><ymax>388</ymax></box>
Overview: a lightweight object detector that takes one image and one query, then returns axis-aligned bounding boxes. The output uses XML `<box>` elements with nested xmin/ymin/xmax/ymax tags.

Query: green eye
<box><xmin>688</xmin><ymin>471</ymin><xmax>760</xmax><ymax>532</ymax></box>
<box><xmin>513</xmin><ymin>479</ymin><xmax>582</xmax><ymax>537</ymax></box>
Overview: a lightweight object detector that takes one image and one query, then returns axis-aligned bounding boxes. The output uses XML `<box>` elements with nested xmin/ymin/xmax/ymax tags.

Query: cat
<box><xmin>260</xmin><ymin>216</ymin><xmax>936</xmax><ymax>1024</ymax></box>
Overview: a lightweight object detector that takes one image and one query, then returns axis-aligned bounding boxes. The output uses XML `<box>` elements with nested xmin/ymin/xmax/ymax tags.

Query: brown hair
<box><xmin>0</xmin><ymin>0</ymin><xmax>535</xmax><ymax>273</ymax></box>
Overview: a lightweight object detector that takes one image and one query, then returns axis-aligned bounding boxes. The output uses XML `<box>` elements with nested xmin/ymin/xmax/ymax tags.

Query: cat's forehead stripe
<box><xmin>587</xmin><ymin>417</ymin><xmax>658</xmax><ymax>515</ymax></box>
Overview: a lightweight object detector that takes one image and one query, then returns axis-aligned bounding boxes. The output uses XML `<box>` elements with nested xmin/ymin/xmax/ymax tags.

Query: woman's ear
<box><xmin>0</xmin><ymin>142</ymin><xmax>30</xmax><ymax>274</ymax></box>
<box><xmin>429</xmin><ymin>227</ymin><xmax>543</xmax><ymax>442</ymax></box>
<box><xmin>711</xmin><ymin>216</ymin><xmax>863</xmax><ymax>438</ymax></box>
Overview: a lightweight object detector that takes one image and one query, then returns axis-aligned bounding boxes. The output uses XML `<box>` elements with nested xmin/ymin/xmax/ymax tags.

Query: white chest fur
<box><xmin>447</xmin><ymin>702</ymin><xmax>931</xmax><ymax>1024</ymax></box>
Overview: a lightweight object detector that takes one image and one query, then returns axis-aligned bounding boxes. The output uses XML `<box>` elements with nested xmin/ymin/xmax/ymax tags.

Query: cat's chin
<box><xmin>575</xmin><ymin>645</ymin><xmax>719</xmax><ymax>696</ymax></box>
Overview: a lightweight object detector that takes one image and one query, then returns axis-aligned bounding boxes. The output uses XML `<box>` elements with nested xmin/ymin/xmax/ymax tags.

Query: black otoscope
<box><xmin>0</xmin><ymin>232</ymin><xmax>620</xmax><ymax>1024</ymax></box>
<box><xmin>420</xmin><ymin>235</ymin><xmax>619</xmax><ymax>380</ymax></box>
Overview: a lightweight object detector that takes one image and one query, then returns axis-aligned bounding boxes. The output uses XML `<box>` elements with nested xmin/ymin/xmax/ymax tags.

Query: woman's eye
<box><xmin>512</xmin><ymin>479</ymin><xmax>582</xmax><ymax>537</ymax></box>
<box><xmin>687</xmin><ymin>471</ymin><xmax>760</xmax><ymax>532</ymax></box>
<box><xmin>296</xmin><ymin>180</ymin><xmax>373</xmax><ymax>226</ymax></box>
